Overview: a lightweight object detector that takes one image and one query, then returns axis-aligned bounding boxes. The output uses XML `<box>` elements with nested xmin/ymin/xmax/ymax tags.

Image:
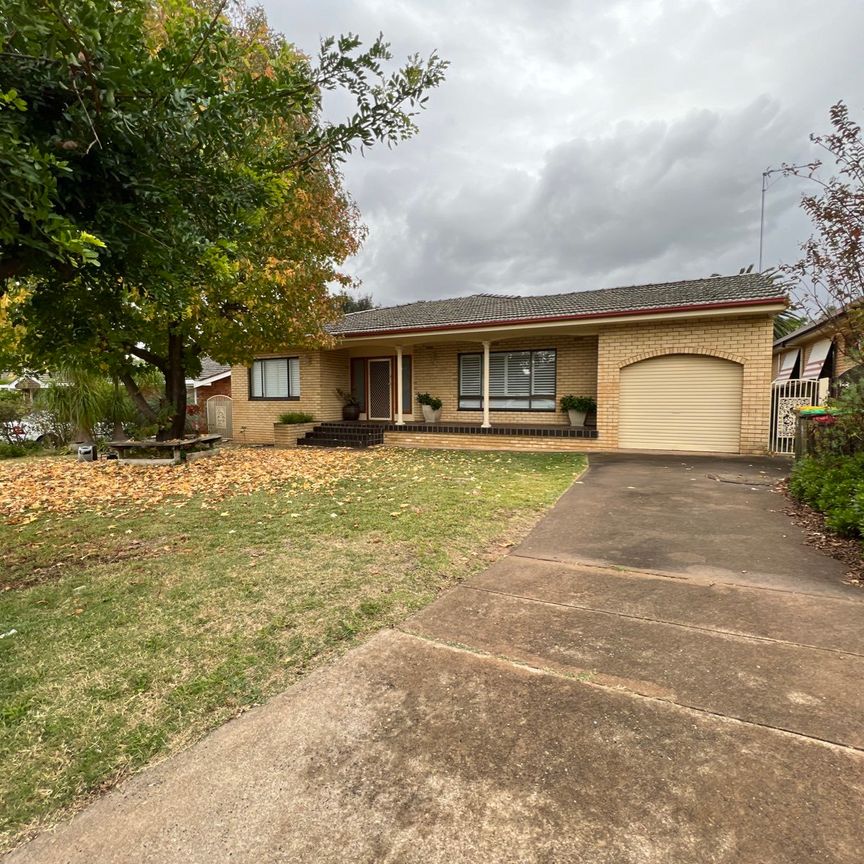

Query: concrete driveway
<box><xmin>11</xmin><ymin>455</ymin><xmax>864</xmax><ymax>864</ymax></box>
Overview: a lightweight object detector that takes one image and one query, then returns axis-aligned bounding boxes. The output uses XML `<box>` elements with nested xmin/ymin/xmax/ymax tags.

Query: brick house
<box><xmin>188</xmin><ymin>358</ymin><xmax>232</xmax><ymax>432</ymax></box>
<box><xmin>772</xmin><ymin>310</ymin><xmax>860</xmax><ymax>390</ymax></box>
<box><xmin>232</xmin><ymin>274</ymin><xmax>786</xmax><ymax>454</ymax></box>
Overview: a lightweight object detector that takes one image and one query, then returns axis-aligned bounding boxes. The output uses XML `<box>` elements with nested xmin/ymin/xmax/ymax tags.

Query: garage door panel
<box><xmin>619</xmin><ymin>355</ymin><xmax>742</xmax><ymax>452</ymax></box>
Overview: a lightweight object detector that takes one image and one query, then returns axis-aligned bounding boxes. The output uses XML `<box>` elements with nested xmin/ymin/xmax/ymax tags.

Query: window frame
<box><xmin>248</xmin><ymin>356</ymin><xmax>301</xmax><ymax>401</ymax></box>
<box><xmin>457</xmin><ymin>348</ymin><xmax>557</xmax><ymax>412</ymax></box>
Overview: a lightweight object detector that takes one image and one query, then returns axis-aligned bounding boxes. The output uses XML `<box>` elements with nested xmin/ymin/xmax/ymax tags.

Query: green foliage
<box><xmin>560</xmin><ymin>394</ymin><xmax>596</xmax><ymax>413</ymax></box>
<box><xmin>334</xmin><ymin>292</ymin><xmax>376</xmax><ymax>313</ymax></box>
<box><xmin>336</xmin><ymin>387</ymin><xmax>360</xmax><ymax>407</ymax></box>
<box><xmin>416</xmin><ymin>392</ymin><xmax>442</xmax><ymax>410</ymax></box>
<box><xmin>0</xmin><ymin>441</ymin><xmax>40</xmax><ymax>459</ymax></box>
<box><xmin>789</xmin><ymin>453</ymin><xmax>864</xmax><ymax>536</ymax></box>
<box><xmin>0</xmin><ymin>391</ymin><xmax>27</xmax><ymax>440</ymax></box>
<box><xmin>1</xmin><ymin>1</ymin><xmax>447</xmax><ymax>437</ymax></box>
<box><xmin>808</xmin><ymin>379</ymin><xmax>864</xmax><ymax>456</ymax></box>
<box><xmin>773</xmin><ymin>309</ymin><xmax>809</xmax><ymax>340</ymax></box>
<box><xmin>277</xmin><ymin>411</ymin><xmax>314</xmax><ymax>424</ymax></box>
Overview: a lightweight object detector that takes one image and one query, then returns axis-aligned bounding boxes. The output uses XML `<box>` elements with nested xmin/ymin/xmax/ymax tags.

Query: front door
<box><xmin>368</xmin><ymin>359</ymin><xmax>392</xmax><ymax>420</ymax></box>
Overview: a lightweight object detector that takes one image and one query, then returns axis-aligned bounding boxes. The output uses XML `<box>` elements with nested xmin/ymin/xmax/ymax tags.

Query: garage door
<box><xmin>619</xmin><ymin>354</ymin><xmax>743</xmax><ymax>452</ymax></box>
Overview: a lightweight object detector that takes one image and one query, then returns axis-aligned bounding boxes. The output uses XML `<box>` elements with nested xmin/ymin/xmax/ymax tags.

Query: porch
<box><xmin>296</xmin><ymin>420</ymin><xmax>599</xmax><ymax>451</ymax></box>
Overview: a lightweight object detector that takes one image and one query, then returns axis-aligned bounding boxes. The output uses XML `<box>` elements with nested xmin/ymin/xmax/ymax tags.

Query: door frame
<box><xmin>367</xmin><ymin>358</ymin><xmax>393</xmax><ymax>420</ymax></box>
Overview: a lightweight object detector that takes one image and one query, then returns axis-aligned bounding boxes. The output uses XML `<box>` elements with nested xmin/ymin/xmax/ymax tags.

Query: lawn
<box><xmin>0</xmin><ymin>446</ymin><xmax>585</xmax><ymax>850</ymax></box>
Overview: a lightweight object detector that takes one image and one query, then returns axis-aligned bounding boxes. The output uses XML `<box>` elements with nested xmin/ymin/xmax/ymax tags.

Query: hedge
<box><xmin>788</xmin><ymin>454</ymin><xmax>864</xmax><ymax>537</ymax></box>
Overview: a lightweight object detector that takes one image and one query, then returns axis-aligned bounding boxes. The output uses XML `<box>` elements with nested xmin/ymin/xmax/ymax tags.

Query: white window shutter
<box><xmin>532</xmin><ymin>351</ymin><xmax>556</xmax><ymax>395</ymax></box>
<box><xmin>251</xmin><ymin>362</ymin><xmax>263</xmax><ymax>397</ymax></box>
<box><xmin>460</xmin><ymin>355</ymin><xmax>482</xmax><ymax>395</ymax></box>
<box><xmin>289</xmin><ymin>358</ymin><xmax>301</xmax><ymax>396</ymax></box>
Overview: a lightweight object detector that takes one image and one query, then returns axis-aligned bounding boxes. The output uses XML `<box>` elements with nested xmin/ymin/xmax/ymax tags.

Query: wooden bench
<box><xmin>107</xmin><ymin>434</ymin><xmax>222</xmax><ymax>465</ymax></box>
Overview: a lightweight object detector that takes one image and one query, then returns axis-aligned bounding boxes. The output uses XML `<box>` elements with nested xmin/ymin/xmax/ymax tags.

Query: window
<box><xmin>458</xmin><ymin>349</ymin><xmax>556</xmax><ymax>411</ymax></box>
<box><xmin>250</xmin><ymin>357</ymin><xmax>300</xmax><ymax>399</ymax></box>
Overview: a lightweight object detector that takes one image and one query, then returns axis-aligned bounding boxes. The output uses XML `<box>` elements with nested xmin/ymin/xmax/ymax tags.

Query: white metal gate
<box><xmin>769</xmin><ymin>379</ymin><xmax>819</xmax><ymax>454</ymax></box>
<box><xmin>206</xmin><ymin>395</ymin><xmax>233</xmax><ymax>438</ymax></box>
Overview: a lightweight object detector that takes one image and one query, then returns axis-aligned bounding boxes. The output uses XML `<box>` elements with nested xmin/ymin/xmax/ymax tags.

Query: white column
<box><xmin>481</xmin><ymin>340</ymin><xmax>491</xmax><ymax>428</ymax></box>
<box><xmin>395</xmin><ymin>345</ymin><xmax>404</xmax><ymax>425</ymax></box>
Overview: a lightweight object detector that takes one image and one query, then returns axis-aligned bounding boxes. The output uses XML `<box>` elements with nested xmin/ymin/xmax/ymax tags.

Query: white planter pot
<box><xmin>567</xmin><ymin>409</ymin><xmax>587</xmax><ymax>427</ymax></box>
<box><xmin>421</xmin><ymin>405</ymin><xmax>442</xmax><ymax>423</ymax></box>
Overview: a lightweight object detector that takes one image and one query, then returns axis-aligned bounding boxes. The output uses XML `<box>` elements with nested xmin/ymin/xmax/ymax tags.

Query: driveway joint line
<box><xmin>457</xmin><ymin>583</ymin><xmax>864</xmax><ymax>659</ymax></box>
<box><xmin>395</xmin><ymin>629</ymin><xmax>864</xmax><ymax>757</ymax></box>
<box><xmin>509</xmin><ymin>552</ymin><xmax>864</xmax><ymax>603</ymax></box>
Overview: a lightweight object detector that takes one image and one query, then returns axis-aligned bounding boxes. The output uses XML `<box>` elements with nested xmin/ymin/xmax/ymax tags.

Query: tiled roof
<box><xmin>197</xmin><ymin>357</ymin><xmax>232</xmax><ymax>380</ymax></box>
<box><xmin>328</xmin><ymin>274</ymin><xmax>785</xmax><ymax>337</ymax></box>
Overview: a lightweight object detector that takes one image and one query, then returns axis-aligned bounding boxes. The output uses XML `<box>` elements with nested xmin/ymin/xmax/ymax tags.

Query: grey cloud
<box><xmin>263</xmin><ymin>0</ymin><xmax>864</xmax><ymax>306</ymax></box>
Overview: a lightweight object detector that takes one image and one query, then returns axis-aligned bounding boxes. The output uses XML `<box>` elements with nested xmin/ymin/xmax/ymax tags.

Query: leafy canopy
<box><xmin>0</xmin><ymin>0</ymin><xmax>446</xmax><ymax>434</ymax></box>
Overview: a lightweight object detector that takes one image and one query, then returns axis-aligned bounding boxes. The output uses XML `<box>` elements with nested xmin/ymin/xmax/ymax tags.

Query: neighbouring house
<box><xmin>232</xmin><ymin>274</ymin><xmax>786</xmax><ymax>454</ymax></box>
<box><xmin>772</xmin><ymin>310</ymin><xmax>861</xmax><ymax>393</ymax></box>
<box><xmin>186</xmin><ymin>358</ymin><xmax>232</xmax><ymax>434</ymax></box>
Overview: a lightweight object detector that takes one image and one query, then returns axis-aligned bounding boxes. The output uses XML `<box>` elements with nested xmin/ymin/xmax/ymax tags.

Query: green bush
<box><xmin>0</xmin><ymin>441</ymin><xmax>41</xmax><ymax>459</ymax></box>
<box><xmin>416</xmin><ymin>392</ymin><xmax>442</xmax><ymax>410</ymax></box>
<box><xmin>560</xmin><ymin>394</ymin><xmax>596</xmax><ymax>413</ymax></box>
<box><xmin>789</xmin><ymin>454</ymin><xmax>864</xmax><ymax>537</ymax></box>
<box><xmin>278</xmin><ymin>412</ymin><xmax>314</xmax><ymax>424</ymax></box>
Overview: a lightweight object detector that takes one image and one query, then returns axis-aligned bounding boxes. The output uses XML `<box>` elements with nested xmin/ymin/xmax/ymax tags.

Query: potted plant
<box><xmin>416</xmin><ymin>392</ymin><xmax>443</xmax><ymax>423</ymax></box>
<box><xmin>560</xmin><ymin>394</ymin><xmax>595</xmax><ymax>427</ymax></box>
<box><xmin>336</xmin><ymin>388</ymin><xmax>361</xmax><ymax>421</ymax></box>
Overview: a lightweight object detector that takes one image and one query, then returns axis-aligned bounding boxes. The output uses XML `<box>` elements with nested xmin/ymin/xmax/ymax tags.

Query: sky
<box><xmin>263</xmin><ymin>0</ymin><xmax>863</xmax><ymax>307</ymax></box>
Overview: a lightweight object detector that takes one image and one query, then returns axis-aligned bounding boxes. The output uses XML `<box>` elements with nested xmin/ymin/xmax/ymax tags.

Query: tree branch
<box><xmin>127</xmin><ymin>345</ymin><xmax>167</xmax><ymax>371</ymax></box>
<box><xmin>119</xmin><ymin>369</ymin><xmax>159</xmax><ymax>423</ymax></box>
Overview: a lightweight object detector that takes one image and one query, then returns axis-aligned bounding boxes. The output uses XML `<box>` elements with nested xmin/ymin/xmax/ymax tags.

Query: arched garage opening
<box><xmin>619</xmin><ymin>354</ymin><xmax>743</xmax><ymax>452</ymax></box>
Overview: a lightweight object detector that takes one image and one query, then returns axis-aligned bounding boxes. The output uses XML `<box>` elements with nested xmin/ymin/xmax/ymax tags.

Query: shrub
<box><xmin>278</xmin><ymin>411</ymin><xmax>314</xmax><ymax>424</ymax></box>
<box><xmin>789</xmin><ymin>453</ymin><xmax>864</xmax><ymax>537</ymax></box>
<box><xmin>0</xmin><ymin>441</ymin><xmax>41</xmax><ymax>459</ymax></box>
<box><xmin>416</xmin><ymin>392</ymin><xmax>442</xmax><ymax>410</ymax></box>
<box><xmin>560</xmin><ymin>394</ymin><xmax>596</xmax><ymax>413</ymax></box>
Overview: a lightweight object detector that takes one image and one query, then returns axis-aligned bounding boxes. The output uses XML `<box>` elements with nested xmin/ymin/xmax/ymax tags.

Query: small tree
<box><xmin>334</xmin><ymin>292</ymin><xmax>376</xmax><ymax>313</ymax></box>
<box><xmin>783</xmin><ymin>101</ymin><xmax>864</xmax><ymax>355</ymax></box>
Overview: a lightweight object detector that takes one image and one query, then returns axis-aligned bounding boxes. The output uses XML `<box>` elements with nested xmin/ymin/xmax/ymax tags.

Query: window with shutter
<box><xmin>459</xmin><ymin>354</ymin><xmax>483</xmax><ymax>409</ymax></box>
<box><xmin>249</xmin><ymin>358</ymin><xmax>300</xmax><ymax>399</ymax></box>
<box><xmin>458</xmin><ymin>349</ymin><xmax>556</xmax><ymax>411</ymax></box>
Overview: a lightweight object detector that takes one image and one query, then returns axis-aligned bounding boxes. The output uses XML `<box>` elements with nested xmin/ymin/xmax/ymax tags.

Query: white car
<box><xmin>1</xmin><ymin>414</ymin><xmax>61</xmax><ymax>446</ymax></box>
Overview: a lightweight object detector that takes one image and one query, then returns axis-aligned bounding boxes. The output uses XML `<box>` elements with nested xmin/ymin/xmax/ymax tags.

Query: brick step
<box><xmin>297</xmin><ymin>438</ymin><xmax>378</xmax><ymax>449</ymax></box>
<box><xmin>301</xmin><ymin>432</ymin><xmax>383</xmax><ymax>444</ymax></box>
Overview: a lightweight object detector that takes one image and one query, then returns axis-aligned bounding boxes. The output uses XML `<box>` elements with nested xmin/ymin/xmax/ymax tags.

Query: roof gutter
<box><xmin>334</xmin><ymin>296</ymin><xmax>788</xmax><ymax>339</ymax></box>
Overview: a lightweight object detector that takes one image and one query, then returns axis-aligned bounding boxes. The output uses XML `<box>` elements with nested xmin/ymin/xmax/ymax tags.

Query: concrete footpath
<box><xmin>9</xmin><ymin>455</ymin><xmax>864</xmax><ymax>864</ymax></box>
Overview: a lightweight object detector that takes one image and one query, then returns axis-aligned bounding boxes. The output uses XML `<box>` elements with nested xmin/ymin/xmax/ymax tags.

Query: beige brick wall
<box><xmin>232</xmin><ymin>349</ymin><xmax>349</xmax><ymax>443</ymax></box>
<box><xmin>596</xmin><ymin>315</ymin><xmax>774</xmax><ymax>455</ymax></box>
<box><xmin>411</xmin><ymin>335</ymin><xmax>598</xmax><ymax>425</ymax></box>
<box><xmin>233</xmin><ymin>314</ymin><xmax>775</xmax><ymax>453</ymax></box>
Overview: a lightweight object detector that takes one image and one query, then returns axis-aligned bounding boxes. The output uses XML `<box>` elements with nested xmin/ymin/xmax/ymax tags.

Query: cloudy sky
<box><xmin>263</xmin><ymin>0</ymin><xmax>862</xmax><ymax>306</ymax></box>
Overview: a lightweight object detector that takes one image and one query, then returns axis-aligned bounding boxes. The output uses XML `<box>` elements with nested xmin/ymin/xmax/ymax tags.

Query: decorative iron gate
<box><xmin>769</xmin><ymin>379</ymin><xmax>819</xmax><ymax>454</ymax></box>
<box><xmin>206</xmin><ymin>395</ymin><xmax>233</xmax><ymax>438</ymax></box>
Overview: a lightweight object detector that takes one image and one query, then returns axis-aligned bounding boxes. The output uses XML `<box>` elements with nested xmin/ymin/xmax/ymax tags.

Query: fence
<box><xmin>769</xmin><ymin>379</ymin><xmax>820</xmax><ymax>454</ymax></box>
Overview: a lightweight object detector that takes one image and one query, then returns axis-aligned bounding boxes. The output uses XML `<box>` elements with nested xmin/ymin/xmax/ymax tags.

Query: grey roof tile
<box><xmin>328</xmin><ymin>274</ymin><xmax>785</xmax><ymax>336</ymax></box>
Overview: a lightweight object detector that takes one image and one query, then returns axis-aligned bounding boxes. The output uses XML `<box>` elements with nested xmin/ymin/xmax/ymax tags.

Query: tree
<box><xmin>0</xmin><ymin>1</ymin><xmax>446</xmax><ymax>438</ymax></box>
<box><xmin>334</xmin><ymin>291</ymin><xmax>376</xmax><ymax>313</ymax></box>
<box><xmin>773</xmin><ymin>309</ymin><xmax>809</xmax><ymax>340</ymax></box>
<box><xmin>783</xmin><ymin>101</ymin><xmax>864</xmax><ymax>353</ymax></box>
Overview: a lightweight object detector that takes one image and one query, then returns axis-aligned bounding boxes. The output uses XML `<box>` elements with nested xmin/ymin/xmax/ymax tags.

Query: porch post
<box><xmin>481</xmin><ymin>340</ymin><xmax>491</xmax><ymax>428</ymax></box>
<box><xmin>395</xmin><ymin>345</ymin><xmax>404</xmax><ymax>425</ymax></box>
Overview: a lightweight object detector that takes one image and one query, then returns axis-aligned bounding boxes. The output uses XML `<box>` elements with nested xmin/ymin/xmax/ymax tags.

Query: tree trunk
<box><xmin>159</xmin><ymin>328</ymin><xmax>188</xmax><ymax>441</ymax></box>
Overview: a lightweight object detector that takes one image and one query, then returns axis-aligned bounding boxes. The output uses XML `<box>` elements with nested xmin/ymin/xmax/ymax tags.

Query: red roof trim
<box><xmin>336</xmin><ymin>296</ymin><xmax>788</xmax><ymax>339</ymax></box>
